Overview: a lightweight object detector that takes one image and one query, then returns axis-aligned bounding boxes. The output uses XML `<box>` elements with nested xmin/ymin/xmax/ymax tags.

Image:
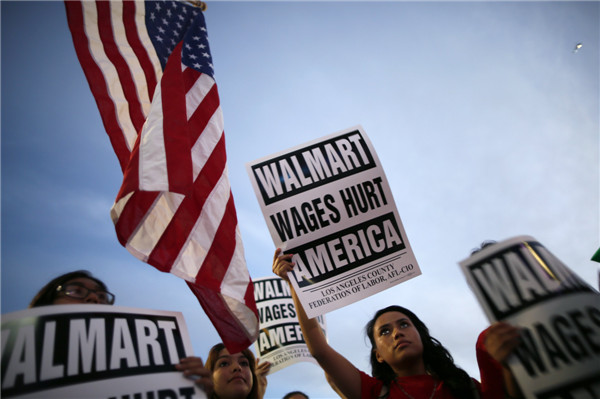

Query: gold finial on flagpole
<box><xmin>185</xmin><ymin>1</ymin><xmax>207</xmax><ymax>11</ymax></box>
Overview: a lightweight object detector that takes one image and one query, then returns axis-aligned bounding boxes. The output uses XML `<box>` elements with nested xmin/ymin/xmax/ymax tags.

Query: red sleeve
<box><xmin>476</xmin><ymin>327</ymin><xmax>506</xmax><ymax>399</ymax></box>
<box><xmin>360</xmin><ymin>370</ymin><xmax>383</xmax><ymax>399</ymax></box>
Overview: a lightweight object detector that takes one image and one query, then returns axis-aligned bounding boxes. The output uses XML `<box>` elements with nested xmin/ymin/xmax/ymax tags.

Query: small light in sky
<box><xmin>573</xmin><ymin>43</ymin><xmax>583</xmax><ymax>53</ymax></box>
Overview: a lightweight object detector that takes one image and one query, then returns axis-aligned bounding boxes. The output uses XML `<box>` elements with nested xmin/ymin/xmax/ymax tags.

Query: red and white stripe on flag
<box><xmin>65</xmin><ymin>0</ymin><xmax>258</xmax><ymax>352</ymax></box>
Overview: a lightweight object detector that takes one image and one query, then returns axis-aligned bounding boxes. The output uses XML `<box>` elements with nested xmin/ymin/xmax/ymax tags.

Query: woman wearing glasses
<box><xmin>29</xmin><ymin>271</ymin><xmax>271</xmax><ymax>398</ymax></box>
<box><xmin>29</xmin><ymin>270</ymin><xmax>115</xmax><ymax>307</ymax></box>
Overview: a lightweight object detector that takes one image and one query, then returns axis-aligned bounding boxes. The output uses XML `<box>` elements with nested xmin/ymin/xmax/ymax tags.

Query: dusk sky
<box><xmin>2</xmin><ymin>1</ymin><xmax>598</xmax><ymax>397</ymax></box>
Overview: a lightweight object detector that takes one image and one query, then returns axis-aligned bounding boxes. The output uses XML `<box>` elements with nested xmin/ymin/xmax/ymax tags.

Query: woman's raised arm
<box><xmin>272</xmin><ymin>249</ymin><xmax>362</xmax><ymax>399</ymax></box>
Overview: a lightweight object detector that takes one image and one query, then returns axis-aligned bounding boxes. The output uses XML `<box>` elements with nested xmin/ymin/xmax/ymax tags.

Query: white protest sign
<box><xmin>459</xmin><ymin>236</ymin><xmax>600</xmax><ymax>399</ymax></box>
<box><xmin>1</xmin><ymin>305</ymin><xmax>205</xmax><ymax>399</ymax></box>
<box><xmin>253</xmin><ymin>276</ymin><xmax>326</xmax><ymax>373</ymax></box>
<box><xmin>246</xmin><ymin>126</ymin><xmax>420</xmax><ymax>318</ymax></box>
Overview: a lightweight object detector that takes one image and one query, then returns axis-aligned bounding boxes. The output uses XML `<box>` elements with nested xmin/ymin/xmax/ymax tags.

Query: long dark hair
<box><xmin>205</xmin><ymin>343</ymin><xmax>259</xmax><ymax>399</ymax></box>
<box><xmin>365</xmin><ymin>305</ymin><xmax>477</xmax><ymax>399</ymax></box>
<box><xmin>29</xmin><ymin>270</ymin><xmax>109</xmax><ymax>307</ymax></box>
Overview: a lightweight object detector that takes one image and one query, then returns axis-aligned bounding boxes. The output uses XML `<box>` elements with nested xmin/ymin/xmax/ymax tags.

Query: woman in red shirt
<box><xmin>273</xmin><ymin>249</ymin><xmax>522</xmax><ymax>399</ymax></box>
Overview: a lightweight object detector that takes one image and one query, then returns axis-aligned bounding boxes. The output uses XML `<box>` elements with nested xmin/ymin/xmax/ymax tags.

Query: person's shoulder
<box><xmin>359</xmin><ymin>371</ymin><xmax>384</xmax><ymax>398</ymax></box>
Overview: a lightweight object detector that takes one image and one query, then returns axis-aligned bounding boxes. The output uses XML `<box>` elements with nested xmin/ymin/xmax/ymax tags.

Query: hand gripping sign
<box><xmin>246</xmin><ymin>126</ymin><xmax>421</xmax><ymax>318</ymax></box>
<box><xmin>1</xmin><ymin>305</ymin><xmax>205</xmax><ymax>399</ymax></box>
<box><xmin>459</xmin><ymin>236</ymin><xmax>600</xmax><ymax>399</ymax></box>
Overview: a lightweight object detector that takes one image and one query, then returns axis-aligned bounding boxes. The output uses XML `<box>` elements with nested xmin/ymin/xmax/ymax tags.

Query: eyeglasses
<box><xmin>56</xmin><ymin>283</ymin><xmax>115</xmax><ymax>305</ymax></box>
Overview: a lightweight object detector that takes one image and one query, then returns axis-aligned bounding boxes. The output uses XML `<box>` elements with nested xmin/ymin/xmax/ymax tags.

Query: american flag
<box><xmin>65</xmin><ymin>0</ymin><xmax>259</xmax><ymax>352</ymax></box>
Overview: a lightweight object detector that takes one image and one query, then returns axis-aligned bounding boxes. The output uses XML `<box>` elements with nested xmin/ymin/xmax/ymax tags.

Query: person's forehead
<box><xmin>217</xmin><ymin>349</ymin><xmax>248</xmax><ymax>361</ymax></box>
<box><xmin>65</xmin><ymin>277</ymin><xmax>102</xmax><ymax>290</ymax></box>
<box><xmin>374</xmin><ymin>311</ymin><xmax>410</xmax><ymax>327</ymax></box>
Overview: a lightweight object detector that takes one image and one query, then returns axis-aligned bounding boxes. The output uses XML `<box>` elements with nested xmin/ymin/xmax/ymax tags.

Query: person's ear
<box><xmin>374</xmin><ymin>349</ymin><xmax>384</xmax><ymax>363</ymax></box>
